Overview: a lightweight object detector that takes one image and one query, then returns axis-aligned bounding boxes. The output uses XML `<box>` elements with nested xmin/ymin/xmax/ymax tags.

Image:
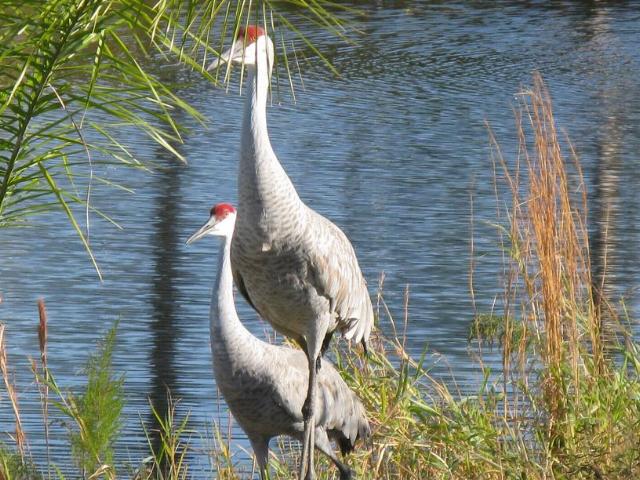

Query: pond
<box><xmin>1</xmin><ymin>0</ymin><xmax>639</xmax><ymax>475</ymax></box>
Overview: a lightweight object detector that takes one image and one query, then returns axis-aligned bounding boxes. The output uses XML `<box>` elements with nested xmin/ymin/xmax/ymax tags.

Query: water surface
<box><xmin>1</xmin><ymin>0</ymin><xmax>639</xmax><ymax>474</ymax></box>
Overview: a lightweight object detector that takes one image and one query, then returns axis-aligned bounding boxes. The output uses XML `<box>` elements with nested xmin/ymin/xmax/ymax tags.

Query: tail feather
<box><xmin>330</xmin><ymin>403</ymin><xmax>371</xmax><ymax>456</ymax></box>
<box><xmin>319</xmin><ymin>363</ymin><xmax>371</xmax><ymax>457</ymax></box>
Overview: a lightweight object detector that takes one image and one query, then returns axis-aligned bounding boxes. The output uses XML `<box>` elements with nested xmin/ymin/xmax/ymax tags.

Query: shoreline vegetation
<box><xmin>2</xmin><ymin>76</ymin><xmax>640</xmax><ymax>479</ymax></box>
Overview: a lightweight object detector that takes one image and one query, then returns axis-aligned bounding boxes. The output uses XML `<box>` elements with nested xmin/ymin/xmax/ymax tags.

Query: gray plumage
<box><xmin>189</xmin><ymin>206</ymin><xmax>370</xmax><ymax>480</ymax></box>
<box><xmin>210</xmin><ymin>28</ymin><xmax>373</xmax><ymax>479</ymax></box>
<box><xmin>230</xmin><ymin>36</ymin><xmax>373</xmax><ymax>356</ymax></box>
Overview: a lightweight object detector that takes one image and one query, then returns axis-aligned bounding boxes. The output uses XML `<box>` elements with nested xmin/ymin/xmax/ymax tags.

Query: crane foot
<box><xmin>339</xmin><ymin>469</ymin><xmax>352</xmax><ymax>480</ymax></box>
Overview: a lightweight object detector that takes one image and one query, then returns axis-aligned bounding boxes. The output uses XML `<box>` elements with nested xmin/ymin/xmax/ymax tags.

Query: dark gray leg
<box><xmin>299</xmin><ymin>352</ymin><xmax>318</xmax><ymax>480</ymax></box>
<box><xmin>250</xmin><ymin>437</ymin><xmax>270</xmax><ymax>480</ymax></box>
<box><xmin>314</xmin><ymin>429</ymin><xmax>352</xmax><ymax>480</ymax></box>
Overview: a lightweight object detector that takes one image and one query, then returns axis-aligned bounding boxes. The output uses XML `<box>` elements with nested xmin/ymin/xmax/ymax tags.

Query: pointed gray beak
<box><xmin>186</xmin><ymin>216</ymin><xmax>218</xmax><ymax>245</ymax></box>
<box><xmin>207</xmin><ymin>39</ymin><xmax>243</xmax><ymax>71</ymax></box>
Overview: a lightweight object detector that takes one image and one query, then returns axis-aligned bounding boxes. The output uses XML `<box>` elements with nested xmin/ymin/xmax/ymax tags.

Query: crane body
<box><xmin>187</xmin><ymin>204</ymin><xmax>370</xmax><ymax>480</ymax></box>
<box><xmin>209</xmin><ymin>26</ymin><xmax>373</xmax><ymax>479</ymax></box>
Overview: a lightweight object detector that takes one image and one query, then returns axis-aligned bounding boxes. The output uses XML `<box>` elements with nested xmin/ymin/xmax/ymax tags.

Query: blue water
<box><xmin>1</xmin><ymin>1</ymin><xmax>640</xmax><ymax>475</ymax></box>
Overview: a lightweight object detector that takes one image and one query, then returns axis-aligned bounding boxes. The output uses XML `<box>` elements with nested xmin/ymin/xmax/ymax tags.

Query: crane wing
<box><xmin>305</xmin><ymin>209</ymin><xmax>374</xmax><ymax>346</ymax></box>
<box><xmin>267</xmin><ymin>348</ymin><xmax>308</xmax><ymax>421</ymax></box>
<box><xmin>270</xmin><ymin>348</ymin><xmax>370</xmax><ymax>450</ymax></box>
<box><xmin>231</xmin><ymin>267</ymin><xmax>260</xmax><ymax>313</ymax></box>
<box><xmin>316</xmin><ymin>362</ymin><xmax>371</xmax><ymax>454</ymax></box>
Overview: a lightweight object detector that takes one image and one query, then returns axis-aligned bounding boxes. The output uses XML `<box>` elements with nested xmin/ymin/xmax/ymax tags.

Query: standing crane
<box><xmin>187</xmin><ymin>203</ymin><xmax>370</xmax><ymax>480</ymax></box>
<box><xmin>208</xmin><ymin>25</ymin><xmax>374</xmax><ymax>479</ymax></box>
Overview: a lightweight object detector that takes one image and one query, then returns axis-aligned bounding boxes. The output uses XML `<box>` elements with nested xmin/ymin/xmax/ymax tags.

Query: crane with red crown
<box><xmin>208</xmin><ymin>25</ymin><xmax>373</xmax><ymax>480</ymax></box>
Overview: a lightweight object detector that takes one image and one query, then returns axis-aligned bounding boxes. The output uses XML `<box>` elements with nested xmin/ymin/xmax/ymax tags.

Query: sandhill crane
<box><xmin>208</xmin><ymin>26</ymin><xmax>374</xmax><ymax>479</ymax></box>
<box><xmin>187</xmin><ymin>203</ymin><xmax>370</xmax><ymax>480</ymax></box>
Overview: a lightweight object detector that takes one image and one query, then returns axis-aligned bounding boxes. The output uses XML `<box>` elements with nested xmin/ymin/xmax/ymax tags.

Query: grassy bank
<box><xmin>2</xmin><ymin>74</ymin><xmax>640</xmax><ymax>479</ymax></box>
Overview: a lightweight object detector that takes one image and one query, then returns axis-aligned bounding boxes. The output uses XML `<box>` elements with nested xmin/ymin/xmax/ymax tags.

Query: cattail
<box><xmin>37</xmin><ymin>298</ymin><xmax>51</xmax><ymax>472</ymax></box>
<box><xmin>38</xmin><ymin>298</ymin><xmax>47</xmax><ymax>367</ymax></box>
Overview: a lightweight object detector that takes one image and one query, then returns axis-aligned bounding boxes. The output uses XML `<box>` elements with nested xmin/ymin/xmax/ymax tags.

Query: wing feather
<box><xmin>232</xmin><ymin>267</ymin><xmax>260</xmax><ymax>313</ymax></box>
<box><xmin>270</xmin><ymin>348</ymin><xmax>370</xmax><ymax>450</ymax></box>
<box><xmin>305</xmin><ymin>209</ymin><xmax>374</xmax><ymax>345</ymax></box>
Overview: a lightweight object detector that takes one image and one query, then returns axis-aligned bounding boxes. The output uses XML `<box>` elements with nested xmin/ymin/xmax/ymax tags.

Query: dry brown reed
<box><xmin>488</xmin><ymin>72</ymin><xmax>606</xmax><ymax>445</ymax></box>
<box><xmin>37</xmin><ymin>298</ymin><xmax>51</xmax><ymax>472</ymax></box>
<box><xmin>0</xmin><ymin>324</ymin><xmax>26</xmax><ymax>456</ymax></box>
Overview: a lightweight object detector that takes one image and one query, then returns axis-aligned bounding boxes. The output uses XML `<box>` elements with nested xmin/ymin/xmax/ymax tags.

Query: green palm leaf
<box><xmin>0</xmin><ymin>0</ymin><xmax>349</xmax><ymax>278</ymax></box>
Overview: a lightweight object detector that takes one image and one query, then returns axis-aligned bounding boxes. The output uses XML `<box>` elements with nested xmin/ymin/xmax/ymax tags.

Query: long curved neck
<box><xmin>238</xmin><ymin>62</ymin><xmax>304</xmax><ymax>227</ymax></box>
<box><xmin>211</xmin><ymin>235</ymin><xmax>254</xmax><ymax>354</ymax></box>
<box><xmin>240</xmin><ymin>64</ymin><xmax>273</xmax><ymax>166</ymax></box>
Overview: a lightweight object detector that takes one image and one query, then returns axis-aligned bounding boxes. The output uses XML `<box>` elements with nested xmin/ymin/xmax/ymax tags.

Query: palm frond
<box><xmin>0</xmin><ymin>0</ymin><xmax>352</xmax><ymax>276</ymax></box>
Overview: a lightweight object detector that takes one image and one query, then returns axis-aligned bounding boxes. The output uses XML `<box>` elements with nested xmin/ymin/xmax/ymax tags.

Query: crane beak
<box><xmin>207</xmin><ymin>39</ymin><xmax>243</xmax><ymax>71</ymax></box>
<box><xmin>186</xmin><ymin>216</ymin><xmax>219</xmax><ymax>245</ymax></box>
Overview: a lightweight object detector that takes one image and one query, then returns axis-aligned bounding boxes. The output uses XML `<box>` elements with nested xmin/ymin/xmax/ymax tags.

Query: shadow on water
<box><xmin>581</xmin><ymin>3</ymin><xmax>637</xmax><ymax>324</ymax></box>
<box><xmin>147</xmin><ymin>147</ymin><xmax>186</xmax><ymax>470</ymax></box>
<box><xmin>590</xmin><ymin>107</ymin><xmax>622</xmax><ymax>323</ymax></box>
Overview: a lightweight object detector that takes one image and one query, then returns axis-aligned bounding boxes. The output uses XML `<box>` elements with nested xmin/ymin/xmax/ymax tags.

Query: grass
<box><xmin>66</xmin><ymin>324</ymin><xmax>123</xmax><ymax>476</ymax></box>
<box><xmin>2</xmin><ymin>73</ymin><xmax>640</xmax><ymax>479</ymax></box>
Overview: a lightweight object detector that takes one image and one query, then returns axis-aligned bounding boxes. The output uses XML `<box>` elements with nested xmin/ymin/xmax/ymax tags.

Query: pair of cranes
<box><xmin>187</xmin><ymin>25</ymin><xmax>373</xmax><ymax>480</ymax></box>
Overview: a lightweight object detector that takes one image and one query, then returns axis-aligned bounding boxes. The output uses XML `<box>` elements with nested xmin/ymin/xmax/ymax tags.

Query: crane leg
<box><xmin>250</xmin><ymin>437</ymin><xmax>270</xmax><ymax>480</ymax></box>
<box><xmin>299</xmin><ymin>331</ymin><xmax>323</xmax><ymax>480</ymax></box>
<box><xmin>315</xmin><ymin>429</ymin><xmax>352</xmax><ymax>480</ymax></box>
<box><xmin>299</xmin><ymin>353</ymin><xmax>317</xmax><ymax>480</ymax></box>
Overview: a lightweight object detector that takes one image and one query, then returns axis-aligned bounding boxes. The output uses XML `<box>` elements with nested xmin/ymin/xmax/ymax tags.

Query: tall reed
<box><xmin>36</xmin><ymin>299</ymin><xmax>51</xmax><ymax>475</ymax></box>
<box><xmin>481</xmin><ymin>72</ymin><xmax>640</xmax><ymax>475</ymax></box>
<box><xmin>0</xmin><ymin>324</ymin><xmax>26</xmax><ymax>457</ymax></box>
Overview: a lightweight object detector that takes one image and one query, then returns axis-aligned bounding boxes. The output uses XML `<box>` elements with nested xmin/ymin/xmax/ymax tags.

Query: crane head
<box><xmin>207</xmin><ymin>25</ymin><xmax>274</xmax><ymax>72</ymax></box>
<box><xmin>186</xmin><ymin>203</ymin><xmax>237</xmax><ymax>244</ymax></box>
